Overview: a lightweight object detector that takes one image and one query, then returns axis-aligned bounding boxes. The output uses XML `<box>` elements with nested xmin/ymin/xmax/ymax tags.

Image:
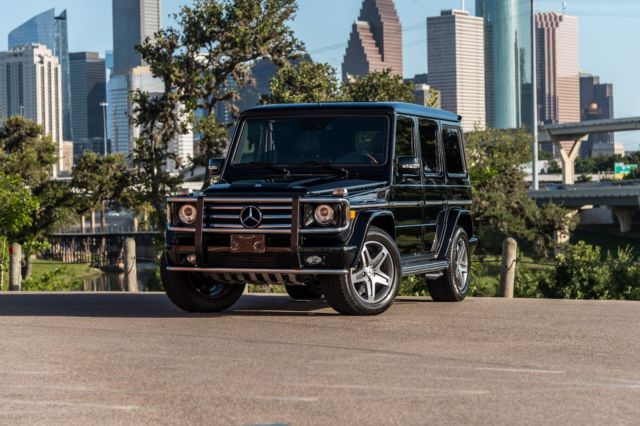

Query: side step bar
<box><xmin>401</xmin><ymin>260</ymin><xmax>449</xmax><ymax>277</ymax></box>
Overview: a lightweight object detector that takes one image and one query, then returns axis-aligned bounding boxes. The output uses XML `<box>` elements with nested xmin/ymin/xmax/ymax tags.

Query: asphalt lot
<box><xmin>0</xmin><ymin>293</ymin><xmax>639</xmax><ymax>425</ymax></box>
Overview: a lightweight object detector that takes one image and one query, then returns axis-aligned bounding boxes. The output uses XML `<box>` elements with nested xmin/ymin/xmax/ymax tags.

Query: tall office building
<box><xmin>109</xmin><ymin>0</ymin><xmax>162</xmax><ymax>156</ymax></box>
<box><xmin>342</xmin><ymin>0</ymin><xmax>403</xmax><ymax>82</ymax></box>
<box><xmin>535</xmin><ymin>12</ymin><xmax>580</xmax><ymax>125</ymax></box>
<box><xmin>427</xmin><ymin>9</ymin><xmax>485</xmax><ymax>132</ymax></box>
<box><xmin>112</xmin><ymin>0</ymin><xmax>161</xmax><ymax>75</ymax></box>
<box><xmin>69</xmin><ymin>52</ymin><xmax>107</xmax><ymax>159</ymax></box>
<box><xmin>8</xmin><ymin>8</ymin><xmax>73</xmax><ymax>141</ymax></box>
<box><xmin>580</xmin><ymin>73</ymin><xmax>615</xmax><ymax>157</ymax></box>
<box><xmin>476</xmin><ymin>0</ymin><xmax>534</xmax><ymax>130</ymax></box>
<box><xmin>0</xmin><ymin>44</ymin><xmax>64</xmax><ymax>174</ymax></box>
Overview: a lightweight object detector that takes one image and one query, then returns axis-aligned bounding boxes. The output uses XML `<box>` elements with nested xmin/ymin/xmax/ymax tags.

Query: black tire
<box><xmin>320</xmin><ymin>226</ymin><xmax>401</xmax><ymax>315</ymax></box>
<box><xmin>427</xmin><ymin>226</ymin><xmax>470</xmax><ymax>302</ymax></box>
<box><xmin>160</xmin><ymin>254</ymin><xmax>245</xmax><ymax>313</ymax></box>
<box><xmin>284</xmin><ymin>282</ymin><xmax>323</xmax><ymax>300</ymax></box>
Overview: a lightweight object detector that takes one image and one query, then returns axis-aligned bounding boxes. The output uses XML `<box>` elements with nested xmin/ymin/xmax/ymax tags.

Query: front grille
<box><xmin>203</xmin><ymin>199</ymin><xmax>293</xmax><ymax>232</ymax></box>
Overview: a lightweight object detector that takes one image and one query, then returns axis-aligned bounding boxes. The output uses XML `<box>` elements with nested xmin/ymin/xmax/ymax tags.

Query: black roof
<box><xmin>244</xmin><ymin>102</ymin><xmax>461</xmax><ymax>122</ymax></box>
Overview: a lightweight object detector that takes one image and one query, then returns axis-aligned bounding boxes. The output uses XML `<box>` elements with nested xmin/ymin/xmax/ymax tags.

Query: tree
<box><xmin>129</xmin><ymin>91</ymin><xmax>185</xmax><ymax>231</ymax></box>
<box><xmin>71</xmin><ymin>151</ymin><xmax>130</xmax><ymax>232</ymax></box>
<box><xmin>343</xmin><ymin>69</ymin><xmax>415</xmax><ymax>103</ymax></box>
<box><xmin>0</xmin><ymin>116</ymin><xmax>75</xmax><ymax>278</ymax></box>
<box><xmin>262</xmin><ymin>61</ymin><xmax>340</xmax><ymax>104</ymax></box>
<box><xmin>136</xmin><ymin>0</ymin><xmax>304</xmax><ymax>187</ymax></box>
<box><xmin>466</xmin><ymin>128</ymin><xmax>578</xmax><ymax>257</ymax></box>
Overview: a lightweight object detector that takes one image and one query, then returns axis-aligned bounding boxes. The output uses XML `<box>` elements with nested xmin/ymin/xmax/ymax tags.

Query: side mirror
<box><xmin>396</xmin><ymin>156</ymin><xmax>421</xmax><ymax>177</ymax></box>
<box><xmin>208</xmin><ymin>158</ymin><xmax>224</xmax><ymax>176</ymax></box>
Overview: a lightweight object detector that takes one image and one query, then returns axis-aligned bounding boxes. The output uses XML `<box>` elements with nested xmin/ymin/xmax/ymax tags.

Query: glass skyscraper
<box><xmin>8</xmin><ymin>9</ymin><xmax>73</xmax><ymax>141</ymax></box>
<box><xmin>476</xmin><ymin>0</ymin><xmax>534</xmax><ymax>130</ymax></box>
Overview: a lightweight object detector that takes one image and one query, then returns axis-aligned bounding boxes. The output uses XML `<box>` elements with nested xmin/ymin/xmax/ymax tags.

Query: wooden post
<box><xmin>124</xmin><ymin>238</ymin><xmax>139</xmax><ymax>292</ymax></box>
<box><xmin>90</xmin><ymin>208</ymin><xmax>96</xmax><ymax>233</ymax></box>
<box><xmin>9</xmin><ymin>242</ymin><xmax>21</xmax><ymax>291</ymax></box>
<box><xmin>499</xmin><ymin>238</ymin><xmax>517</xmax><ymax>298</ymax></box>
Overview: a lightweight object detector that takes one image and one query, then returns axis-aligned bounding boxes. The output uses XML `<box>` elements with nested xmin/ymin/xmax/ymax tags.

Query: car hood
<box><xmin>203</xmin><ymin>176</ymin><xmax>386</xmax><ymax>198</ymax></box>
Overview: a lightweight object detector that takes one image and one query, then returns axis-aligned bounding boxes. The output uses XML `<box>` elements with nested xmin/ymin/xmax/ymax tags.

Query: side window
<box><xmin>443</xmin><ymin>127</ymin><xmax>466</xmax><ymax>174</ymax></box>
<box><xmin>418</xmin><ymin>118</ymin><xmax>440</xmax><ymax>174</ymax></box>
<box><xmin>395</xmin><ymin>115</ymin><xmax>414</xmax><ymax>156</ymax></box>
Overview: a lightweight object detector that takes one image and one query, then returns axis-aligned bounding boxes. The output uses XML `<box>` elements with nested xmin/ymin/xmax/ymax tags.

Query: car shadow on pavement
<box><xmin>0</xmin><ymin>293</ymin><xmax>337</xmax><ymax>318</ymax></box>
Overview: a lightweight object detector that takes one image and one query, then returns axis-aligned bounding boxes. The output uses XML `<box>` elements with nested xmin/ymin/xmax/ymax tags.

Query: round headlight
<box><xmin>178</xmin><ymin>204</ymin><xmax>197</xmax><ymax>225</ymax></box>
<box><xmin>314</xmin><ymin>204</ymin><xmax>336</xmax><ymax>226</ymax></box>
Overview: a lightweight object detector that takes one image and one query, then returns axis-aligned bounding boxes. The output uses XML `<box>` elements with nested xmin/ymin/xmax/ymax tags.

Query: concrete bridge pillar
<box><xmin>553</xmin><ymin>135</ymin><xmax>587</xmax><ymax>185</ymax></box>
<box><xmin>611</xmin><ymin>207</ymin><xmax>637</xmax><ymax>233</ymax></box>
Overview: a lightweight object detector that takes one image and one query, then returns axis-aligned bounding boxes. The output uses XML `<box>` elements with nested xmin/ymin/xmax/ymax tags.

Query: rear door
<box><xmin>390</xmin><ymin>115</ymin><xmax>425</xmax><ymax>256</ymax></box>
<box><xmin>442</xmin><ymin>125</ymin><xmax>471</xmax><ymax>203</ymax></box>
<box><xmin>418</xmin><ymin>118</ymin><xmax>447</xmax><ymax>253</ymax></box>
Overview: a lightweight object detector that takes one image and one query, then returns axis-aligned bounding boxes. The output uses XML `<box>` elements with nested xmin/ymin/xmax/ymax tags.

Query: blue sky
<box><xmin>1</xmin><ymin>0</ymin><xmax>639</xmax><ymax>150</ymax></box>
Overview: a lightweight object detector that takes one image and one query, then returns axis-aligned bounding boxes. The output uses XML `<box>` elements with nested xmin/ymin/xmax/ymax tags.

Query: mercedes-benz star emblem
<box><xmin>240</xmin><ymin>205</ymin><xmax>263</xmax><ymax>228</ymax></box>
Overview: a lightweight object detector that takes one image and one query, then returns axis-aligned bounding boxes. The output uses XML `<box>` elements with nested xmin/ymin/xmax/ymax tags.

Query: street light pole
<box><xmin>100</xmin><ymin>101</ymin><xmax>109</xmax><ymax>155</ymax></box>
<box><xmin>532</xmin><ymin>0</ymin><xmax>539</xmax><ymax>190</ymax></box>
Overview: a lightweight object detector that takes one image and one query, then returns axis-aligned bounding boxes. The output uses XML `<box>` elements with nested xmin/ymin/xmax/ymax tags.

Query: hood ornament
<box><xmin>332</xmin><ymin>187</ymin><xmax>348</xmax><ymax>197</ymax></box>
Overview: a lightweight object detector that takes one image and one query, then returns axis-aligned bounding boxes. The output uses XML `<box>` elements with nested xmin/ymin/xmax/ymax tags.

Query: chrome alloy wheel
<box><xmin>454</xmin><ymin>238</ymin><xmax>469</xmax><ymax>292</ymax></box>
<box><xmin>350</xmin><ymin>241</ymin><xmax>395</xmax><ymax>304</ymax></box>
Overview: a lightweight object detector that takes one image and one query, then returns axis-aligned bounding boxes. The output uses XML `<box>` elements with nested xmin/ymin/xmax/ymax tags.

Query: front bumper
<box><xmin>165</xmin><ymin>196</ymin><xmax>359</xmax><ymax>281</ymax></box>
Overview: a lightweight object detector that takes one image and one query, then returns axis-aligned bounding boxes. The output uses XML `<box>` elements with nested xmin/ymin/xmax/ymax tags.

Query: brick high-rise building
<box><xmin>579</xmin><ymin>73</ymin><xmax>615</xmax><ymax>157</ymax></box>
<box><xmin>535</xmin><ymin>12</ymin><xmax>580</xmax><ymax>125</ymax></box>
<box><xmin>342</xmin><ymin>0</ymin><xmax>403</xmax><ymax>82</ymax></box>
<box><xmin>427</xmin><ymin>9</ymin><xmax>485</xmax><ymax>132</ymax></box>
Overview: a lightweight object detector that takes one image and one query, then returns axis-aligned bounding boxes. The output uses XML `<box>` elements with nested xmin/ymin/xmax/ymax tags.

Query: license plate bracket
<box><xmin>230</xmin><ymin>234</ymin><xmax>266</xmax><ymax>254</ymax></box>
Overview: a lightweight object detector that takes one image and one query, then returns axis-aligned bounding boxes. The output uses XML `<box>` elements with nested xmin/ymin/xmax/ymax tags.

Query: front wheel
<box><xmin>161</xmin><ymin>255</ymin><xmax>245</xmax><ymax>313</ymax></box>
<box><xmin>320</xmin><ymin>227</ymin><xmax>401</xmax><ymax>315</ymax></box>
<box><xmin>427</xmin><ymin>226</ymin><xmax>470</xmax><ymax>302</ymax></box>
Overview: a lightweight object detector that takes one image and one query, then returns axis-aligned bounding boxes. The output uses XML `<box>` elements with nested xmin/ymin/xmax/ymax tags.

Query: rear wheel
<box><xmin>320</xmin><ymin>227</ymin><xmax>401</xmax><ymax>315</ymax></box>
<box><xmin>284</xmin><ymin>282</ymin><xmax>323</xmax><ymax>300</ymax></box>
<box><xmin>427</xmin><ymin>226</ymin><xmax>470</xmax><ymax>302</ymax></box>
<box><xmin>161</xmin><ymin>255</ymin><xmax>245</xmax><ymax>313</ymax></box>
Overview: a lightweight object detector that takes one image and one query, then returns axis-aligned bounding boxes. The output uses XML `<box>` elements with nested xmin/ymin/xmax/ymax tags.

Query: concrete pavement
<box><xmin>0</xmin><ymin>293</ymin><xmax>639</xmax><ymax>425</ymax></box>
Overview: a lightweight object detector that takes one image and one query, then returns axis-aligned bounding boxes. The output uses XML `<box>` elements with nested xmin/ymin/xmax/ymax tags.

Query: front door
<box><xmin>390</xmin><ymin>115</ymin><xmax>425</xmax><ymax>256</ymax></box>
<box><xmin>418</xmin><ymin>118</ymin><xmax>447</xmax><ymax>253</ymax></box>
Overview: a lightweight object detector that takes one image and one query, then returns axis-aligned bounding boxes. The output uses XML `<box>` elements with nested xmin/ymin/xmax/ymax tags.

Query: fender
<box><xmin>346</xmin><ymin>210</ymin><xmax>395</xmax><ymax>268</ymax></box>
<box><xmin>435</xmin><ymin>208</ymin><xmax>476</xmax><ymax>260</ymax></box>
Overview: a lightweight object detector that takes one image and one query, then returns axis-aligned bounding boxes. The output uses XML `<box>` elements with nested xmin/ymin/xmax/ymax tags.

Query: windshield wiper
<box><xmin>235</xmin><ymin>161</ymin><xmax>291</xmax><ymax>177</ymax></box>
<box><xmin>298</xmin><ymin>161</ymin><xmax>350</xmax><ymax>178</ymax></box>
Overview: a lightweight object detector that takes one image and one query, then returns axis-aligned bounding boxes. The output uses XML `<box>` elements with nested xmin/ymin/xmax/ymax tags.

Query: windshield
<box><xmin>231</xmin><ymin>116</ymin><xmax>389</xmax><ymax>166</ymax></box>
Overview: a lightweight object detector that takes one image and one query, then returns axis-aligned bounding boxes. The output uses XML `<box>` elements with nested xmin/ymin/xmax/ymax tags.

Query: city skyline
<box><xmin>0</xmin><ymin>0</ymin><xmax>639</xmax><ymax>149</ymax></box>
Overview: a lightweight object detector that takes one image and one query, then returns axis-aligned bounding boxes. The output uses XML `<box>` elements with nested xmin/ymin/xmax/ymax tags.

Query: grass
<box><xmin>0</xmin><ymin>259</ymin><xmax>103</xmax><ymax>291</ymax></box>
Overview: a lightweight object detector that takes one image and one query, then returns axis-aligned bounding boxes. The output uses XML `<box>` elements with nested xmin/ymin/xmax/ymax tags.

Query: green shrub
<box><xmin>22</xmin><ymin>266</ymin><xmax>83</xmax><ymax>291</ymax></box>
<box><xmin>399</xmin><ymin>275</ymin><xmax>429</xmax><ymax>297</ymax></box>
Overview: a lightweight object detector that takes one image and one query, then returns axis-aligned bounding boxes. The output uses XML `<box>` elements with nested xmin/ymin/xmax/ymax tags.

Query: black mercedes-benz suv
<box><xmin>161</xmin><ymin>102</ymin><xmax>477</xmax><ymax>315</ymax></box>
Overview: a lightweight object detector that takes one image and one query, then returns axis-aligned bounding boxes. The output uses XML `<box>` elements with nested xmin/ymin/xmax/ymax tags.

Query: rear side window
<box><xmin>443</xmin><ymin>127</ymin><xmax>465</xmax><ymax>174</ymax></box>
<box><xmin>395</xmin><ymin>116</ymin><xmax>414</xmax><ymax>156</ymax></box>
<box><xmin>418</xmin><ymin>118</ymin><xmax>440</xmax><ymax>174</ymax></box>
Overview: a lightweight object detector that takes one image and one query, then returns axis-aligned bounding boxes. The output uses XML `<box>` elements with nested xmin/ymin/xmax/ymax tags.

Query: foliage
<box><xmin>136</xmin><ymin>0</ymin><xmax>304</xmax><ymax>186</ymax></box>
<box><xmin>72</xmin><ymin>151</ymin><xmax>130</xmax><ymax>215</ymax></box>
<box><xmin>546</xmin><ymin>160</ymin><xmax>562</xmax><ymax>174</ymax></box>
<box><xmin>0</xmin><ymin>116</ymin><xmax>75</xmax><ymax>276</ymax></box>
<box><xmin>575</xmin><ymin>154</ymin><xmax>629</xmax><ymax>174</ymax></box>
<box><xmin>129</xmin><ymin>91</ymin><xmax>185</xmax><ymax>231</ymax></box>
<box><xmin>265</xmin><ymin>64</ymin><xmax>417</xmax><ymax>105</ymax></box>
<box><xmin>262</xmin><ymin>61</ymin><xmax>341</xmax><ymax>104</ymax></box>
<box><xmin>0</xmin><ymin>173</ymin><xmax>39</xmax><ymax>236</ymax></box>
<box><xmin>515</xmin><ymin>242</ymin><xmax>640</xmax><ymax>300</ymax></box>
<box><xmin>465</xmin><ymin>128</ymin><xmax>579</xmax><ymax>257</ymax></box>
<box><xmin>22</xmin><ymin>266</ymin><xmax>83</xmax><ymax>291</ymax></box>
<box><xmin>399</xmin><ymin>275</ymin><xmax>429</xmax><ymax>297</ymax></box>
<box><xmin>343</xmin><ymin>69</ymin><xmax>415</xmax><ymax>103</ymax></box>
<box><xmin>425</xmin><ymin>87</ymin><xmax>439</xmax><ymax>109</ymax></box>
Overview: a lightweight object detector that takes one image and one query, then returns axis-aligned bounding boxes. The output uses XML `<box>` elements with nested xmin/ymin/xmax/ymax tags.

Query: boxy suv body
<box><xmin>162</xmin><ymin>102</ymin><xmax>477</xmax><ymax>315</ymax></box>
